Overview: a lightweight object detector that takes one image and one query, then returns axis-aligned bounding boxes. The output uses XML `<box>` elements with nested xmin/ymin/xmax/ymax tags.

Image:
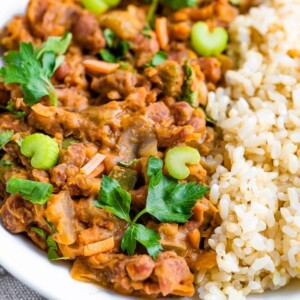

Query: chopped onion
<box><xmin>83</xmin><ymin>237</ymin><xmax>114</xmax><ymax>256</ymax></box>
<box><xmin>81</xmin><ymin>153</ymin><xmax>106</xmax><ymax>175</ymax></box>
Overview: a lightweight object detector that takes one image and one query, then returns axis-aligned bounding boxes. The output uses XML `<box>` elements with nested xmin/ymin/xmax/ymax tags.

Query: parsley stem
<box><xmin>132</xmin><ymin>208</ymin><xmax>147</xmax><ymax>224</ymax></box>
<box><xmin>45</xmin><ymin>79</ymin><xmax>58</xmax><ymax>106</ymax></box>
<box><xmin>147</xmin><ymin>0</ymin><xmax>159</xmax><ymax>24</ymax></box>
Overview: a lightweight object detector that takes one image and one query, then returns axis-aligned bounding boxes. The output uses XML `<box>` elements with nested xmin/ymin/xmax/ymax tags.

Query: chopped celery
<box><xmin>21</xmin><ymin>133</ymin><xmax>59</xmax><ymax>170</ymax></box>
<box><xmin>165</xmin><ymin>146</ymin><xmax>200</xmax><ymax>180</ymax></box>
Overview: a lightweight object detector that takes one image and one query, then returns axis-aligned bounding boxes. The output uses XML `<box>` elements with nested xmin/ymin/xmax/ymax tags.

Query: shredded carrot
<box><xmin>156</xmin><ymin>17</ymin><xmax>169</xmax><ymax>50</ymax></box>
<box><xmin>83</xmin><ymin>59</ymin><xmax>120</xmax><ymax>74</ymax></box>
<box><xmin>81</xmin><ymin>153</ymin><xmax>106</xmax><ymax>176</ymax></box>
<box><xmin>83</xmin><ymin>237</ymin><xmax>114</xmax><ymax>256</ymax></box>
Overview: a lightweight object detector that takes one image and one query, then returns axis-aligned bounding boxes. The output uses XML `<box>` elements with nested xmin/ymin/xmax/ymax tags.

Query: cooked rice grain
<box><xmin>200</xmin><ymin>0</ymin><xmax>300</xmax><ymax>299</ymax></box>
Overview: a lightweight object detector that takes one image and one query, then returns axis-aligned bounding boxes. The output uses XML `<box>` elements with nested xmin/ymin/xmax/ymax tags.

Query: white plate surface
<box><xmin>0</xmin><ymin>1</ymin><xmax>299</xmax><ymax>299</ymax></box>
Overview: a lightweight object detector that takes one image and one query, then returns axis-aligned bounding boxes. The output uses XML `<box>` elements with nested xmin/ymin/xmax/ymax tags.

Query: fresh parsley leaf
<box><xmin>46</xmin><ymin>236</ymin><xmax>58</xmax><ymax>250</ymax></box>
<box><xmin>31</xmin><ymin>227</ymin><xmax>47</xmax><ymax>239</ymax></box>
<box><xmin>46</xmin><ymin>236</ymin><xmax>68</xmax><ymax>260</ymax></box>
<box><xmin>100</xmin><ymin>49</ymin><xmax>117</xmax><ymax>63</ymax></box>
<box><xmin>2</xmin><ymin>100</ymin><xmax>26</xmax><ymax>119</ymax></box>
<box><xmin>37</xmin><ymin>33</ymin><xmax>73</xmax><ymax>58</ymax></box>
<box><xmin>121</xmin><ymin>223</ymin><xmax>162</xmax><ymax>259</ymax></box>
<box><xmin>103</xmin><ymin>29</ymin><xmax>116</xmax><ymax>48</ymax></box>
<box><xmin>100</xmin><ymin>29</ymin><xmax>130</xmax><ymax>63</ymax></box>
<box><xmin>0</xmin><ymin>160</ymin><xmax>13</xmax><ymax>167</ymax></box>
<box><xmin>1</xmin><ymin>43</ymin><xmax>55</xmax><ymax>106</ymax></box>
<box><xmin>161</xmin><ymin>0</ymin><xmax>197</xmax><ymax>10</ymax></box>
<box><xmin>146</xmin><ymin>51</ymin><xmax>168</xmax><ymax>67</ymax></box>
<box><xmin>44</xmin><ymin>218</ymin><xmax>57</xmax><ymax>233</ymax></box>
<box><xmin>142</xmin><ymin>25</ymin><xmax>152</xmax><ymax>39</ymax></box>
<box><xmin>0</xmin><ymin>130</ymin><xmax>14</xmax><ymax>150</ymax></box>
<box><xmin>6</xmin><ymin>177</ymin><xmax>53</xmax><ymax>205</ymax></box>
<box><xmin>147</xmin><ymin>0</ymin><xmax>159</xmax><ymax>24</ymax></box>
<box><xmin>145</xmin><ymin>157</ymin><xmax>209</xmax><ymax>223</ymax></box>
<box><xmin>115</xmin><ymin>41</ymin><xmax>131</xmax><ymax>58</ymax></box>
<box><xmin>47</xmin><ymin>248</ymin><xmax>60</xmax><ymax>260</ymax></box>
<box><xmin>0</xmin><ymin>34</ymin><xmax>72</xmax><ymax>107</ymax></box>
<box><xmin>95</xmin><ymin>156</ymin><xmax>209</xmax><ymax>259</ymax></box>
<box><xmin>94</xmin><ymin>176</ymin><xmax>132</xmax><ymax>223</ymax></box>
<box><xmin>147</xmin><ymin>156</ymin><xmax>163</xmax><ymax>177</ymax></box>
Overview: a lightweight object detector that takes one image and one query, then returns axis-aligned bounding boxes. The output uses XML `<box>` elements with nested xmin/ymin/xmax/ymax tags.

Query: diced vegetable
<box><xmin>102</xmin><ymin>0</ymin><xmax>121</xmax><ymax>6</ymax></box>
<box><xmin>83</xmin><ymin>59</ymin><xmax>120</xmax><ymax>74</ymax></box>
<box><xmin>6</xmin><ymin>177</ymin><xmax>53</xmax><ymax>205</ymax></box>
<box><xmin>81</xmin><ymin>153</ymin><xmax>106</xmax><ymax>175</ymax></box>
<box><xmin>156</xmin><ymin>17</ymin><xmax>169</xmax><ymax>50</ymax></box>
<box><xmin>83</xmin><ymin>237</ymin><xmax>114</xmax><ymax>256</ymax></box>
<box><xmin>81</xmin><ymin>0</ymin><xmax>109</xmax><ymax>14</ymax></box>
<box><xmin>165</xmin><ymin>146</ymin><xmax>201</xmax><ymax>179</ymax></box>
<box><xmin>81</xmin><ymin>0</ymin><xmax>121</xmax><ymax>15</ymax></box>
<box><xmin>21</xmin><ymin>133</ymin><xmax>59</xmax><ymax>170</ymax></box>
<box><xmin>109</xmin><ymin>165</ymin><xmax>138</xmax><ymax>191</ymax></box>
<box><xmin>157</xmin><ymin>61</ymin><xmax>183</xmax><ymax>97</ymax></box>
<box><xmin>182</xmin><ymin>59</ymin><xmax>199</xmax><ymax>107</ymax></box>
<box><xmin>191</xmin><ymin>22</ymin><xmax>229</xmax><ymax>57</ymax></box>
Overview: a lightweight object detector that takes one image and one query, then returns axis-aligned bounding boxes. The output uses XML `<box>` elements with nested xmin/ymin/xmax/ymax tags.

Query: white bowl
<box><xmin>0</xmin><ymin>1</ymin><xmax>299</xmax><ymax>299</ymax></box>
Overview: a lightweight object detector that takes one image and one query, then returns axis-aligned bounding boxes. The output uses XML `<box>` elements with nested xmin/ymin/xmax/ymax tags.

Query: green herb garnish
<box><xmin>0</xmin><ymin>33</ymin><xmax>72</xmax><ymax>106</ymax></box>
<box><xmin>161</xmin><ymin>0</ymin><xmax>197</xmax><ymax>10</ymax></box>
<box><xmin>103</xmin><ymin>28</ymin><xmax>116</xmax><ymax>48</ymax></box>
<box><xmin>0</xmin><ymin>100</ymin><xmax>26</xmax><ymax>119</ymax></box>
<box><xmin>46</xmin><ymin>236</ymin><xmax>67</xmax><ymax>260</ymax></box>
<box><xmin>31</xmin><ymin>227</ymin><xmax>47</xmax><ymax>239</ymax></box>
<box><xmin>0</xmin><ymin>130</ymin><xmax>14</xmax><ymax>150</ymax></box>
<box><xmin>146</xmin><ymin>0</ymin><xmax>196</xmax><ymax>24</ymax></box>
<box><xmin>6</xmin><ymin>177</ymin><xmax>53</xmax><ymax>205</ymax></box>
<box><xmin>147</xmin><ymin>0</ymin><xmax>159</xmax><ymax>24</ymax></box>
<box><xmin>94</xmin><ymin>157</ymin><xmax>209</xmax><ymax>259</ymax></box>
<box><xmin>182</xmin><ymin>59</ymin><xmax>199</xmax><ymax>107</ymax></box>
<box><xmin>100</xmin><ymin>29</ymin><xmax>131</xmax><ymax>63</ymax></box>
<box><xmin>0</xmin><ymin>160</ymin><xmax>13</xmax><ymax>167</ymax></box>
<box><xmin>119</xmin><ymin>159</ymin><xmax>138</xmax><ymax>167</ymax></box>
<box><xmin>146</xmin><ymin>51</ymin><xmax>168</xmax><ymax>67</ymax></box>
<box><xmin>100</xmin><ymin>49</ymin><xmax>118</xmax><ymax>63</ymax></box>
<box><xmin>142</xmin><ymin>25</ymin><xmax>152</xmax><ymax>39</ymax></box>
<box><xmin>30</xmin><ymin>227</ymin><xmax>66</xmax><ymax>260</ymax></box>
